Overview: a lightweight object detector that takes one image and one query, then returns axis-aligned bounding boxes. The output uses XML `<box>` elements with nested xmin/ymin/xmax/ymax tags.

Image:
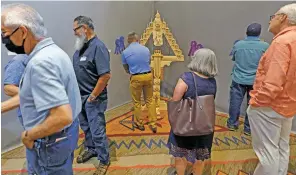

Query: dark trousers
<box><xmin>79</xmin><ymin>96</ymin><xmax>109</xmax><ymax>165</ymax></box>
<box><xmin>227</xmin><ymin>80</ymin><xmax>252</xmax><ymax>132</ymax></box>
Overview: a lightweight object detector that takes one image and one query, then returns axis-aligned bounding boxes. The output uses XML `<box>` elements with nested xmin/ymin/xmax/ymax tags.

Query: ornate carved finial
<box><xmin>155</xmin><ymin>11</ymin><xmax>160</xmax><ymax>18</ymax></box>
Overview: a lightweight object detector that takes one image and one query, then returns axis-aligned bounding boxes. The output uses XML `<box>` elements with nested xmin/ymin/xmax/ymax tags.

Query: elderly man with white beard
<box><xmin>72</xmin><ymin>16</ymin><xmax>111</xmax><ymax>175</ymax></box>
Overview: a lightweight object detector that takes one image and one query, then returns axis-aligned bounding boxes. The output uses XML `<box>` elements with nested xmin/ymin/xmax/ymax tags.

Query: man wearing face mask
<box><xmin>1</xmin><ymin>16</ymin><xmax>31</xmax><ymax>114</ymax></box>
<box><xmin>1</xmin><ymin>6</ymin><xmax>30</xmax><ymax>115</ymax></box>
<box><xmin>72</xmin><ymin>16</ymin><xmax>111</xmax><ymax>175</ymax></box>
<box><xmin>1</xmin><ymin>3</ymin><xmax>81</xmax><ymax>174</ymax></box>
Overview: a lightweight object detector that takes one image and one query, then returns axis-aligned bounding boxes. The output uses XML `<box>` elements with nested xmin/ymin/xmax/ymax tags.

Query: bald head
<box><xmin>127</xmin><ymin>31</ymin><xmax>139</xmax><ymax>44</ymax></box>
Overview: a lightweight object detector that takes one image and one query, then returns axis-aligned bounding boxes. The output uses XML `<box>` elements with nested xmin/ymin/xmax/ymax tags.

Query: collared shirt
<box><xmin>4</xmin><ymin>54</ymin><xmax>29</xmax><ymax>120</ymax></box>
<box><xmin>121</xmin><ymin>42</ymin><xmax>151</xmax><ymax>75</ymax></box>
<box><xmin>250</xmin><ymin>26</ymin><xmax>296</xmax><ymax>117</ymax></box>
<box><xmin>231</xmin><ymin>36</ymin><xmax>269</xmax><ymax>85</ymax></box>
<box><xmin>73</xmin><ymin>36</ymin><xmax>110</xmax><ymax>99</ymax></box>
<box><xmin>19</xmin><ymin>38</ymin><xmax>82</xmax><ymax>130</ymax></box>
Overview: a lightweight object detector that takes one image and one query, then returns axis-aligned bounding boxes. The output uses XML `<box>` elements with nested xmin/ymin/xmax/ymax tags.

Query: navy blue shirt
<box><xmin>121</xmin><ymin>42</ymin><xmax>151</xmax><ymax>75</ymax></box>
<box><xmin>181</xmin><ymin>72</ymin><xmax>217</xmax><ymax>99</ymax></box>
<box><xmin>73</xmin><ymin>36</ymin><xmax>110</xmax><ymax>99</ymax></box>
<box><xmin>4</xmin><ymin>54</ymin><xmax>29</xmax><ymax>123</ymax></box>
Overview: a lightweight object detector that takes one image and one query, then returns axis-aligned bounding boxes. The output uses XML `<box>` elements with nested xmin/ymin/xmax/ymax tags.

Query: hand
<box><xmin>21</xmin><ymin>131</ymin><xmax>34</xmax><ymax>149</ymax></box>
<box><xmin>87</xmin><ymin>94</ymin><xmax>97</xmax><ymax>102</ymax></box>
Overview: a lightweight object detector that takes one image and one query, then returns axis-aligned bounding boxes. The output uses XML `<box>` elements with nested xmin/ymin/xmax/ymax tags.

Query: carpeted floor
<box><xmin>1</xmin><ymin>102</ymin><xmax>296</xmax><ymax>175</ymax></box>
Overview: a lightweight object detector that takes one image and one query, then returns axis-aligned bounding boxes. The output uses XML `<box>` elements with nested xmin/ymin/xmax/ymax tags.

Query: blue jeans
<box><xmin>79</xmin><ymin>96</ymin><xmax>109</xmax><ymax>165</ymax></box>
<box><xmin>26</xmin><ymin>118</ymin><xmax>79</xmax><ymax>175</ymax></box>
<box><xmin>227</xmin><ymin>80</ymin><xmax>252</xmax><ymax>133</ymax></box>
<box><xmin>17</xmin><ymin>113</ymin><xmax>35</xmax><ymax>174</ymax></box>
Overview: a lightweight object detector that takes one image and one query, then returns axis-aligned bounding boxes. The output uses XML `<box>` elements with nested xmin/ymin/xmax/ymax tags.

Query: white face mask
<box><xmin>74</xmin><ymin>30</ymin><xmax>87</xmax><ymax>51</ymax></box>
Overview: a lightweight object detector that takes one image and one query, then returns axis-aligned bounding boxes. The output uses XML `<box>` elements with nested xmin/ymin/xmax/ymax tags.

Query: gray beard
<box><xmin>74</xmin><ymin>35</ymin><xmax>87</xmax><ymax>51</ymax></box>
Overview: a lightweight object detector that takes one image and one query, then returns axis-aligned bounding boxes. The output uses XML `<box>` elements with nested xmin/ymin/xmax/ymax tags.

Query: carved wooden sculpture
<box><xmin>140</xmin><ymin>11</ymin><xmax>184</xmax><ymax>117</ymax></box>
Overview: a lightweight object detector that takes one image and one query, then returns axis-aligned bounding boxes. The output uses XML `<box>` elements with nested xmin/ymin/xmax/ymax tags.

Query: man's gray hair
<box><xmin>1</xmin><ymin>3</ymin><xmax>47</xmax><ymax>39</ymax></box>
<box><xmin>188</xmin><ymin>48</ymin><xmax>218</xmax><ymax>78</ymax></box>
<box><xmin>127</xmin><ymin>31</ymin><xmax>138</xmax><ymax>39</ymax></box>
<box><xmin>277</xmin><ymin>3</ymin><xmax>296</xmax><ymax>25</ymax></box>
<box><xmin>74</xmin><ymin>16</ymin><xmax>94</xmax><ymax>30</ymax></box>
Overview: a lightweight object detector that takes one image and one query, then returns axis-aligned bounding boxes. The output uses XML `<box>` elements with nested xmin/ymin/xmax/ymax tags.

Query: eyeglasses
<box><xmin>1</xmin><ymin>27</ymin><xmax>20</xmax><ymax>38</ymax></box>
<box><xmin>270</xmin><ymin>13</ymin><xmax>285</xmax><ymax>21</ymax></box>
<box><xmin>73</xmin><ymin>25</ymin><xmax>83</xmax><ymax>32</ymax></box>
<box><xmin>270</xmin><ymin>15</ymin><xmax>275</xmax><ymax>20</ymax></box>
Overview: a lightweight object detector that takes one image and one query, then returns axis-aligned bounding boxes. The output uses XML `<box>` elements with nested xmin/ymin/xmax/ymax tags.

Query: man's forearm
<box><xmin>4</xmin><ymin>85</ymin><xmax>19</xmax><ymax>97</ymax></box>
<box><xmin>92</xmin><ymin>73</ymin><xmax>111</xmax><ymax>96</ymax></box>
<box><xmin>1</xmin><ymin>95</ymin><xmax>20</xmax><ymax>113</ymax></box>
<box><xmin>123</xmin><ymin>64</ymin><xmax>130</xmax><ymax>74</ymax></box>
<box><xmin>27</xmin><ymin>104</ymin><xmax>73</xmax><ymax>140</ymax></box>
<box><xmin>124</xmin><ymin>68</ymin><xmax>130</xmax><ymax>74</ymax></box>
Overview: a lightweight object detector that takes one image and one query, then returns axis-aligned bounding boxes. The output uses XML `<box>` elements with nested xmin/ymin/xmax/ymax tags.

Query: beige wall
<box><xmin>155</xmin><ymin>1</ymin><xmax>290</xmax><ymax>113</ymax></box>
<box><xmin>1</xmin><ymin>1</ymin><xmax>154</xmax><ymax>152</ymax></box>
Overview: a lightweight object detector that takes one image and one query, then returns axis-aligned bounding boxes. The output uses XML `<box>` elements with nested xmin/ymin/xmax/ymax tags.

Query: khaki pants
<box><xmin>247</xmin><ymin>106</ymin><xmax>294</xmax><ymax>175</ymax></box>
<box><xmin>130</xmin><ymin>73</ymin><xmax>156</xmax><ymax>127</ymax></box>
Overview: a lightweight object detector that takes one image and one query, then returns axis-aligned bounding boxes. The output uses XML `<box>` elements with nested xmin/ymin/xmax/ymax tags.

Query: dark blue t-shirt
<box><xmin>181</xmin><ymin>72</ymin><xmax>217</xmax><ymax>98</ymax></box>
<box><xmin>73</xmin><ymin>36</ymin><xmax>110</xmax><ymax>99</ymax></box>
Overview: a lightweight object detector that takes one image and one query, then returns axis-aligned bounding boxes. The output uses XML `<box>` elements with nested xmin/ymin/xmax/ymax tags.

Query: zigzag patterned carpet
<box><xmin>2</xmin><ymin>109</ymin><xmax>296</xmax><ymax>175</ymax></box>
<box><xmin>75</xmin><ymin>110</ymin><xmax>296</xmax><ymax>175</ymax></box>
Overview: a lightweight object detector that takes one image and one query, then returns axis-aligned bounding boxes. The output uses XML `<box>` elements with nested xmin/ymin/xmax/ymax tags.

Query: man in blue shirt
<box><xmin>72</xmin><ymin>16</ymin><xmax>111</xmax><ymax>175</ymax></box>
<box><xmin>2</xmin><ymin>3</ymin><xmax>81</xmax><ymax>174</ymax></box>
<box><xmin>2</xmin><ymin>54</ymin><xmax>36</xmax><ymax>174</ymax></box>
<box><xmin>2</xmin><ymin>54</ymin><xmax>27</xmax><ymax>121</ymax></box>
<box><xmin>227</xmin><ymin>23</ymin><xmax>269</xmax><ymax>135</ymax></box>
<box><xmin>121</xmin><ymin>32</ymin><xmax>157</xmax><ymax>133</ymax></box>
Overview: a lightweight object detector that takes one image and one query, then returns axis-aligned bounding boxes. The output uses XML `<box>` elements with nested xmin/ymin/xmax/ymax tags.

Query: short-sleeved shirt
<box><xmin>121</xmin><ymin>42</ymin><xmax>151</xmax><ymax>75</ymax></box>
<box><xmin>19</xmin><ymin>38</ymin><xmax>82</xmax><ymax>130</ymax></box>
<box><xmin>181</xmin><ymin>72</ymin><xmax>217</xmax><ymax>99</ymax></box>
<box><xmin>231</xmin><ymin>36</ymin><xmax>269</xmax><ymax>85</ymax></box>
<box><xmin>4</xmin><ymin>54</ymin><xmax>29</xmax><ymax>118</ymax></box>
<box><xmin>73</xmin><ymin>36</ymin><xmax>110</xmax><ymax>99</ymax></box>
